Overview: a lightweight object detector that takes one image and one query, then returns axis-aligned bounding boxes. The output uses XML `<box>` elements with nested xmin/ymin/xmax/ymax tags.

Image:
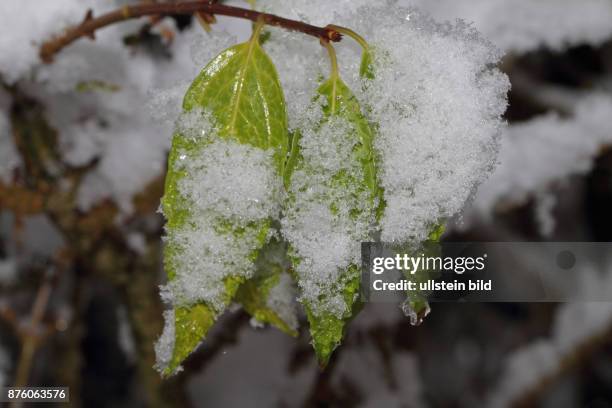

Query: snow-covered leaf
<box><xmin>284</xmin><ymin>65</ymin><xmax>381</xmax><ymax>366</ymax></box>
<box><xmin>236</xmin><ymin>240</ymin><xmax>299</xmax><ymax>337</ymax></box>
<box><xmin>158</xmin><ymin>23</ymin><xmax>288</xmax><ymax>375</ymax></box>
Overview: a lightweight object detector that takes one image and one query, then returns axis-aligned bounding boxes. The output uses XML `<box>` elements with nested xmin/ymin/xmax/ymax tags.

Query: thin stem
<box><xmin>10</xmin><ymin>279</ymin><xmax>54</xmax><ymax>408</ymax></box>
<box><xmin>321</xmin><ymin>40</ymin><xmax>340</xmax><ymax>114</ymax></box>
<box><xmin>322</xmin><ymin>40</ymin><xmax>339</xmax><ymax>79</ymax></box>
<box><xmin>251</xmin><ymin>15</ymin><xmax>266</xmax><ymax>41</ymax></box>
<box><xmin>326</xmin><ymin>24</ymin><xmax>370</xmax><ymax>51</ymax></box>
<box><xmin>40</xmin><ymin>2</ymin><xmax>342</xmax><ymax>63</ymax></box>
<box><xmin>10</xmin><ymin>262</ymin><xmax>63</xmax><ymax>402</ymax></box>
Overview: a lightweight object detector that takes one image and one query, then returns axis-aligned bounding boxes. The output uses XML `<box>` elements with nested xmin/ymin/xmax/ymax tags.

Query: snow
<box><xmin>281</xmin><ymin>116</ymin><xmax>376</xmax><ymax>317</ymax></box>
<box><xmin>6</xmin><ymin>1</ymin><xmax>611</xmax><ymax>396</ymax></box>
<box><xmin>473</xmin><ymin>95</ymin><xmax>612</xmax><ymax>214</ymax></box>
<box><xmin>33</xmin><ymin>25</ymin><xmax>196</xmax><ymax>213</ymax></box>
<box><xmin>0</xmin><ymin>1</ymin><xmax>244</xmax><ymax>214</ymax></box>
<box><xmin>163</xmin><ymin>133</ymin><xmax>283</xmax><ymax>310</ymax></box>
<box><xmin>487</xmin><ymin>260</ymin><xmax>612</xmax><ymax>407</ymax></box>
<box><xmin>177</xmin><ymin>139</ymin><xmax>283</xmax><ymax>222</ymax></box>
<box><xmin>154</xmin><ymin>310</ymin><xmax>179</xmax><ymax>374</ymax></box>
<box><xmin>534</xmin><ymin>192</ymin><xmax>557</xmax><ymax>237</ymax></box>
<box><xmin>0</xmin><ymin>0</ymin><xmax>114</xmax><ymax>83</ymax></box>
<box><xmin>1</xmin><ymin>0</ymin><xmax>609</xmax><ymax>224</ymax></box>
<box><xmin>487</xmin><ymin>340</ymin><xmax>560</xmax><ymax>408</ymax></box>
<box><xmin>350</xmin><ymin>6</ymin><xmax>508</xmax><ymax>243</ymax></box>
<box><xmin>263</xmin><ymin>0</ymin><xmax>612</xmax><ymax>55</ymax></box>
<box><xmin>261</xmin><ymin>0</ymin><xmax>373</xmax><ymax>27</ymax></box>
<box><xmin>403</xmin><ymin>0</ymin><xmax>612</xmax><ymax>53</ymax></box>
<box><xmin>553</xmin><ymin>302</ymin><xmax>612</xmax><ymax>355</ymax></box>
<box><xmin>552</xmin><ymin>266</ymin><xmax>612</xmax><ymax>355</ymax></box>
<box><xmin>264</xmin><ymin>4</ymin><xmax>509</xmax><ymax>317</ymax></box>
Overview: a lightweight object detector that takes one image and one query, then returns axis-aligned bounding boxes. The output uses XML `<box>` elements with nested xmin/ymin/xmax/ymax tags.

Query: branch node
<box><xmin>325</xmin><ymin>28</ymin><xmax>342</xmax><ymax>42</ymax></box>
<box><xmin>83</xmin><ymin>9</ymin><xmax>96</xmax><ymax>40</ymax></box>
<box><xmin>83</xmin><ymin>9</ymin><xmax>93</xmax><ymax>23</ymax></box>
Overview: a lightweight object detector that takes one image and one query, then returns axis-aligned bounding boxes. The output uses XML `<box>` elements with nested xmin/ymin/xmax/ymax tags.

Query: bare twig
<box><xmin>511</xmin><ymin>322</ymin><xmax>612</xmax><ymax>407</ymax></box>
<box><xmin>10</xmin><ymin>272</ymin><xmax>55</xmax><ymax>408</ymax></box>
<box><xmin>10</xmin><ymin>251</ymin><xmax>69</xmax><ymax>394</ymax></box>
<box><xmin>40</xmin><ymin>1</ymin><xmax>343</xmax><ymax>63</ymax></box>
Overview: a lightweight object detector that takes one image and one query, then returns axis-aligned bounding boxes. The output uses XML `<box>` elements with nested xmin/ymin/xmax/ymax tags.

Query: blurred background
<box><xmin>1</xmin><ymin>0</ymin><xmax>612</xmax><ymax>407</ymax></box>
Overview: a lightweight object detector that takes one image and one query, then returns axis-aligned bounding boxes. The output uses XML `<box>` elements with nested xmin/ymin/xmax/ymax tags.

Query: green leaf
<box><xmin>428</xmin><ymin>222</ymin><xmax>446</xmax><ymax>242</ymax></box>
<box><xmin>164</xmin><ymin>304</ymin><xmax>215</xmax><ymax>376</ymax></box>
<box><xmin>317</xmin><ymin>74</ymin><xmax>382</xmax><ymax>205</ymax></box>
<box><xmin>236</xmin><ymin>240</ymin><xmax>299</xmax><ymax>337</ymax></box>
<box><xmin>297</xmin><ymin>72</ymin><xmax>382</xmax><ymax>366</ymax></box>
<box><xmin>182</xmin><ymin>32</ymin><xmax>288</xmax><ymax>169</ymax></box>
<box><xmin>283</xmin><ymin>131</ymin><xmax>301</xmax><ymax>189</ymax></box>
<box><xmin>305</xmin><ymin>265</ymin><xmax>362</xmax><ymax>368</ymax></box>
<box><xmin>160</xmin><ymin>23</ymin><xmax>288</xmax><ymax>375</ymax></box>
<box><xmin>359</xmin><ymin>47</ymin><xmax>375</xmax><ymax>79</ymax></box>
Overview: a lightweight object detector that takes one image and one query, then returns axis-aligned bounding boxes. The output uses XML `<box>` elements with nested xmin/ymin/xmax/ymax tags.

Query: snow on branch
<box><xmin>405</xmin><ymin>0</ymin><xmax>612</xmax><ymax>53</ymax></box>
<box><xmin>472</xmin><ymin>95</ymin><xmax>612</xmax><ymax>215</ymax></box>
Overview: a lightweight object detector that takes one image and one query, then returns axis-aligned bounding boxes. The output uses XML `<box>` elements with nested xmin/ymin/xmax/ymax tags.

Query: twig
<box><xmin>40</xmin><ymin>2</ymin><xmax>343</xmax><ymax>63</ymax></box>
<box><xmin>10</xmin><ymin>256</ymin><xmax>67</xmax><ymax>393</ymax></box>
<box><xmin>511</xmin><ymin>322</ymin><xmax>612</xmax><ymax>407</ymax></box>
<box><xmin>10</xmin><ymin>273</ymin><xmax>55</xmax><ymax>408</ymax></box>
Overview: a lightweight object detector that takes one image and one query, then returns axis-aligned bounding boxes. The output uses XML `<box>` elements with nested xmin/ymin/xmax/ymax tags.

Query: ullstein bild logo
<box><xmin>361</xmin><ymin>242</ymin><xmax>612</xmax><ymax>303</ymax></box>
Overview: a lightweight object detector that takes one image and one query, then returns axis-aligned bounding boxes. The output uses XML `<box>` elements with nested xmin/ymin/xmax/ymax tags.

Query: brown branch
<box><xmin>40</xmin><ymin>1</ymin><xmax>342</xmax><ymax>63</ymax></box>
<box><xmin>11</xmin><ymin>275</ymin><xmax>54</xmax><ymax>408</ymax></box>
<box><xmin>511</xmin><ymin>321</ymin><xmax>612</xmax><ymax>408</ymax></box>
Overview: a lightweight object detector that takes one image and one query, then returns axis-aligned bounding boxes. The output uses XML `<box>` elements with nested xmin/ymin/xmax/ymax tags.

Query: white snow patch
<box><xmin>0</xmin><ymin>0</ymin><xmax>115</xmax><ymax>83</ymax></box>
<box><xmin>177</xmin><ymin>140</ymin><xmax>283</xmax><ymax>222</ymax></box>
<box><xmin>281</xmin><ymin>116</ymin><xmax>376</xmax><ymax>318</ymax></box>
<box><xmin>403</xmin><ymin>0</ymin><xmax>612</xmax><ymax>53</ymax></box>
<box><xmin>354</xmin><ymin>6</ymin><xmax>508</xmax><ymax>242</ymax></box>
<box><xmin>473</xmin><ymin>95</ymin><xmax>612</xmax><ymax>214</ymax></box>
<box><xmin>163</xmin><ymin>130</ymin><xmax>282</xmax><ymax>310</ymax></box>
<box><xmin>154</xmin><ymin>310</ymin><xmax>180</xmax><ymax>373</ymax></box>
<box><xmin>488</xmin><ymin>261</ymin><xmax>612</xmax><ymax>407</ymax></box>
<box><xmin>487</xmin><ymin>340</ymin><xmax>560</xmax><ymax>408</ymax></box>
